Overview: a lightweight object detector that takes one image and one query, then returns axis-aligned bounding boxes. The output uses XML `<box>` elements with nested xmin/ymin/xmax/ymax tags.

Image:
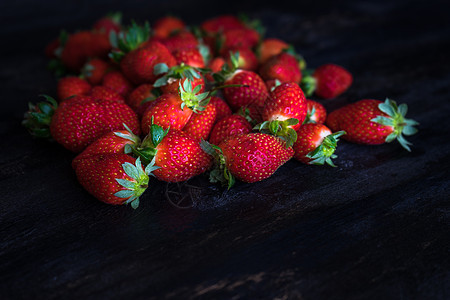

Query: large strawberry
<box><xmin>326</xmin><ymin>98</ymin><xmax>418</xmax><ymax>151</ymax></box>
<box><xmin>301</xmin><ymin>63</ymin><xmax>353</xmax><ymax>99</ymax></box>
<box><xmin>255</xmin><ymin>81</ymin><xmax>307</xmax><ymax>147</ymax></box>
<box><xmin>23</xmin><ymin>95</ymin><xmax>140</xmax><ymax>153</ymax></box>
<box><xmin>209</xmin><ymin>114</ymin><xmax>253</xmax><ymax>145</ymax></box>
<box><xmin>74</xmin><ymin>155</ymin><xmax>154</xmax><ymax>208</ymax></box>
<box><xmin>201</xmin><ymin>133</ymin><xmax>294</xmax><ymax>188</ymax></box>
<box><xmin>293</xmin><ymin>123</ymin><xmax>345</xmax><ymax>166</ymax></box>
<box><xmin>213</xmin><ymin>52</ymin><xmax>268</xmax><ymax>110</ymax></box>
<box><xmin>130</xmin><ymin>123</ymin><xmax>212</xmax><ymax>182</ymax></box>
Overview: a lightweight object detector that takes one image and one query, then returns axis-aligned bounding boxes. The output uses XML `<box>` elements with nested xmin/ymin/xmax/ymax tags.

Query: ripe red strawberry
<box><xmin>304</xmin><ymin>99</ymin><xmax>327</xmax><ymax>124</ymax></box>
<box><xmin>89</xmin><ymin>86</ymin><xmax>125</xmax><ymax>103</ymax></box>
<box><xmin>256</xmin><ymin>82</ymin><xmax>307</xmax><ymax>147</ymax></box>
<box><xmin>81</xmin><ymin>58</ymin><xmax>112</xmax><ymax>85</ymax></box>
<box><xmin>209</xmin><ymin>96</ymin><xmax>232</xmax><ymax>123</ymax></box>
<box><xmin>92</xmin><ymin>12</ymin><xmax>122</xmax><ymax>36</ymax></box>
<box><xmin>224</xmin><ymin>47</ymin><xmax>258</xmax><ymax>71</ymax></box>
<box><xmin>57</xmin><ymin>76</ymin><xmax>91</xmax><ymax>101</ymax></box>
<box><xmin>201</xmin><ymin>133</ymin><xmax>294</xmax><ymax>187</ymax></box>
<box><xmin>201</xmin><ymin>15</ymin><xmax>245</xmax><ymax>35</ymax></box>
<box><xmin>102</xmin><ymin>70</ymin><xmax>134</xmax><ymax>97</ymax></box>
<box><xmin>183</xmin><ymin>104</ymin><xmax>217</xmax><ymax>140</ymax></box>
<box><xmin>172</xmin><ymin>47</ymin><xmax>206</xmax><ymax>68</ymax></box>
<box><xmin>126</xmin><ymin>83</ymin><xmax>159</xmax><ymax>112</ymax></box>
<box><xmin>162</xmin><ymin>30</ymin><xmax>198</xmax><ymax>53</ymax></box>
<box><xmin>141</xmin><ymin>79</ymin><xmax>210</xmax><ymax>134</ymax></box>
<box><xmin>74</xmin><ymin>155</ymin><xmax>151</xmax><ymax>208</ymax></box>
<box><xmin>153</xmin><ymin>15</ymin><xmax>186</xmax><ymax>39</ymax></box>
<box><xmin>259</xmin><ymin>52</ymin><xmax>302</xmax><ymax>84</ymax></box>
<box><xmin>205</xmin><ymin>57</ymin><xmax>225</xmax><ymax>82</ymax></box>
<box><xmin>258</xmin><ymin>38</ymin><xmax>289</xmax><ymax>64</ymax></box>
<box><xmin>72</xmin><ymin>126</ymin><xmax>140</xmax><ymax>169</ymax></box>
<box><xmin>293</xmin><ymin>123</ymin><xmax>345</xmax><ymax>166</ymax></box>
<box><xmin>131</xmin><ymin>124</ymin><xmax>212</xmax><ymax>182</ymax></box>
<box><xmin>23</xmin><ymin>95</ymin><xmax>140</xmax><ymax>153</ymax></box>
<box><xmin>302</xmin><ymin>63</ymin><xmax>352</xmax><ymax>99</ymax></box>
<box><xmin>209</xmin><ymin>114</ymin><xmax>252</xmax><ymax>145</ymax></box>
<box><xmin>326</xmin><ymin>98</ymin><xmax>418</xmax><ymax>151</ymax></box>
<box><xmin>218</xmin><ymin>28</ymin><xmax>260</xmax><ymax>55</ymax></box>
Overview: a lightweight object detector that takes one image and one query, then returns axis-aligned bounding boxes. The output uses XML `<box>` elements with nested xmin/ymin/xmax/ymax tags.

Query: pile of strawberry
<box><xmin>23</xmin><ymin>13</ymin><xmax>418</xmax><ymax>208</ymax></box>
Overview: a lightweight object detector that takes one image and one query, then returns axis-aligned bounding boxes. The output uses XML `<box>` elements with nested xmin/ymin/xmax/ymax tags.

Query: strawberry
<box><xmin>224</xmin><ymin>47</ymin><xmax>258</xmax><ymax>71</ymax></box>
<box><xmin>301</xmin><ymin>63</ymin><xmax>352</xmax><ymax>99</ymax></box>
<box><xmin>256</xmin><ymin>82</ymin><xmax>307</xmax><ymax>147</ymax></box>
<box><xmin>209</xmin><ymin>96</ymin><xmax>232</xmax><ymax>123</ymax></box>
<box><xmin>293</xmin><ymin>123</ymin><xmax>345</xmax><ymax>166</ymax></box>
<box><xmin>74</xmin><ymin>155</ymin><xmax>153</xmax><ymax>208</ymax></box>
<box><xmin>257</xmin><ymin>38</ymin><xmax>289</xmax><ymax>64</ymax></box>
<box><xmin>57</xmin><ymin>76</ymin><xmax>91</xmax><ymax>101</ymax></box>
<box><xmin>102</xmin><ymin>70</ymin><xmax>134</xmax><ymax>97</ymax></box>
<box><xmin>183</xmin><ymin>103</ymin><xmax>217</xmax><ymax>140</ymax></box>
<box><xmin>92</xmin><ymin>12</ymin><xmax>122</xmax><ymax>36</ymax></box>
<box><xmin>72</xmin><ymin>125</ymin><xmax>140</xmax><ymax>169</ymax></box>
<box><xmin>201</xmin><ymin>15</ymin><xmax>245</xmax><ymax>35</ymax></box>
<box><xmin>141</xmin><ymin>79</ymin><xmax>210</xmax><ymax>134</ymax></box>
<box><xmin>259</xmin><ymin>52</ymin><xmax>302</xmax><ymax>84</ymax></box>
<box><xmin>152</xmin><ymin>63</ymin><xmax>205</xmax><ymax>94</ymax></box>
<box><xmin>89</xmin><ymin>86</ymin><xmax>125</xmax><ymax>103</ymax></box>
<box><xmin>126</xmin><ymin>83</ymin><xmax>160</xmax><ymax>113</ymax></box>
<box><xmin>153</xmin><ymin>15</ymin><xmax>186</xmax><ymax>39</ymax></box>
<box><xmin>218</xmin><ymin>28</ymin><xmax>260</xmax><ymax>55</ymax></box>
<box><xmin>162</xmin><ymin>30</ymin><xmax>198</xmax><ymax>53</ymax></box>
<box><xmin>23</xmin><ymin>95</ymin><xmax>140</xmax><ymax>153</ymax></box>
<box><xmin>201</xmin><ymin>133</ymin><xmax>294</xmax><ymax>187</ymax></box>
<box><xmin>172</xmin><ymin>47</ymin><xmax>206</xmax><ymax>68</ymax></box>
<box><xmin>81</xmin><ymin>58</ymin><xmax>112</xmax><ymax>85</ymax></box>
<box><xmin>209</xmin><ymin>114</ymin><xmax>252</xmax><ymax>145</ymax></box>
<box><xmin>303</xmin><ymin>99</ymin><xmax>327</xmax><ymax>124</ymax></box>
<box><xmin>213</xmin><ymin>52</ymin><xmax>268</xmax><ymax>110</ymax></box>
<box><xmin>326</xmin><ymin>98</ymin><xmax>418</xmax><ymax>151</ymax></box>
<box><xmin>130</xmin><ymin>124</ymin><xmax>212</xmax><ymax>182</ymax></box>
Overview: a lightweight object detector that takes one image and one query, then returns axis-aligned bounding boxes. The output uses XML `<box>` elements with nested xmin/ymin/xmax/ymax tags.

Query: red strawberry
<box><xmin>304</xmin><ymin>99</ymin><xmax>327</xmax><ymax>124</ymax></box>
<box><xmin>102</xmin><ymin>70</ymin><xmax>134</xmax><ymax>97</ymax></box>
<box><xmin>224</xmin><ymin>47</ymin><xmax>258</xmax><ymax>71</ymax></box>
<box><xmin>183</xmin><ymin>104</ymin><xmax>217</xmax><ymax>140</ymax></box>
<box><xmin>131</xmin><ymin>124</ymin><xmax>212</xmax><ymax>182</ymax></box>
<box><xmin>162</xmin><ymin>30</ymin><xmax>198</xmax><ymax>53</ymax></box>
<box><xmin>258</xmin><ymin>38</ymin><xmax>289</xmax><ymax>64</ymax></box>
<box><xmin>74</xmin><ymin>155</ymin><xmax>151</xmax><ymax>208</ymax></box>
<box><xmin>205</xmin><ymin>57</ymin><xmax>225</xmax><ymax>82</ymax></box>
<box><xmin>92</xmin><ymin>12</ymin><xmax>122</xmax><ymax>36</ymax></box>
<box><xmin>57</xmin><ymin>76</ymin><xmax>92</xmax><ymax>101</ymax></box>
<box><xmin>126</xmin><ymin>83</ymin><xmax>159</xmax><ymax>112</ymax></box>
<box><xmin>259</xmin><ymin>52</ymin><xmax>302</xmax><ymax>84</ymax></box>
<box><xmin>301</xmin><ymin>63</ymin><xmax>353</xmax><ymax>99</ymax></box>
<box><xmin>201</xmin><ymin>15</ymin><xmax>245</xmax><ymax>35</ymax></box>
<box><xmin>256</xmin><ymin>82</ymin><xmax>307</xmax><ymax>147</ymax></box>
<box><xmin>152</xmin><ymin>63</ymin><xmax>205</xmax><ymax>94</ymax></box>
<box><xmin>209</xmin><ymin>114</ymin><xmax>252</xmax><ymax>145</ymax></box>
<box><xmin>81</xmin><ymin>58</ymin><xmax>112</xmax><ymax>85</ymax></box>
<box><xmin>293</xmin><ymin>123</ymin><xmax>345</xmax><ymax>166</ymax></box>
<box><xmin>172</xmin><ymin>47</ymin><xmax>206</xmax><ymax>68</ymax></box>
<box><xmin>89</xmin><ymin>86</ymin><xmax>125</xmax><ymax>103</ymax></box>
<box><xmin>209</xmin><ymin>96</ymin><xmax>232</xmax><ymax>123</ymax></box>
<box><xmin>72</xmin><ymin>126</ymin><xmax>140</xmax><ymax>169</ymax></box>
<box><xmin>153</xmin><ymin>16</ymin><xmax>186</xmax><ymax>39</ymax></box>
<box><xmin>23</xmin><ymin>95</ymin><xmax>140</xmax><ymax>153</ymax></box>
<box><xmin>326</xmin><ymin>98</ymin><xmax>418</xmax><ymax>151</ymax></box>
<box><xmin>218</xmin><ymin>28</ymin><xmax>260</xmax><ymax>55</ymax></box>
<box><xmin>201</xmin><ymin>133</ymin><xmax>294</xmax><ymax>187</ymax></box>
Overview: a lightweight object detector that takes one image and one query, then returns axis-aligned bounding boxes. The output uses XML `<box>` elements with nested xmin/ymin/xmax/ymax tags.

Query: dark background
<box><xmin>1</xmin><ymin>0</ymin><xmax>449</xmax><ymax>299</ymax></box>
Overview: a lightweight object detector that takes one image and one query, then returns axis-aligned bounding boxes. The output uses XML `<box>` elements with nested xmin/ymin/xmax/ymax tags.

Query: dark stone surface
<box><xmin>0</xmin><ymin>0</ymin><xmax>449</xmax><ymax>299</ymax></box>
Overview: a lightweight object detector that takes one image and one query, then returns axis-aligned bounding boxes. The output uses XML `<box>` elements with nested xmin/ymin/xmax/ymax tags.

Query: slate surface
<box><xmin>0</xmin><ymin>0</ymin><xmax>449</xmax><ymax>299</ymax></box>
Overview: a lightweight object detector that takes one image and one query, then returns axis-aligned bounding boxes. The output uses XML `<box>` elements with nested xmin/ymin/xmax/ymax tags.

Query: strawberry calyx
<box><xmin>152</xmin><ymin>62</ymin><xmax>208</xmax><ymax>88</ymax></box>
<box><xmin>303</xmin><ymin>106</ymin><xmax>317</xmax><ymax>124</ymax></box>
<box><xmin>306</xmin><ymin>131</ymin><xmax>346</xmax><ymax>167</ymax></box>
<box><xmin>114</xmin><ymin>157</ymin><xmax>157</xmax><ymax>209</ymax></box>
<box><xmin>200</xmin><ymin>140</ymin><xmax>235</xmax><ymax>189</ymax></box>
<box><xmin>299</xmin><ymin>69</ymin><xmax>317</xmax><ymax>98</ymax></box>
<box><xmin>371</xmin><ymin>98</ymin><xmax>419</xmax><ymax>152</ymax></box>
<box><xmin>22</xmin><ymin>95</ymin><xmax>58</xmax><ymax>139</ymax></box>
<box><xmin>254</xmin><ymin>118</ymin><xmax>299</xmax><ymax>148</ymax></box>
<box><xmin>128</xmin><ymin>120</ymin><xmax>169</xmax><ymax>165</ymax></box>
<box><xmin>211</xmin><ymin>51</ymin><xmax>240</xmax><ymax>83</ymax></box>
<box><xmin>179</xmin><ymin>79</ymin><xmax>210</xmax><ymax>113</ymax></box>
<box><xmin>109</xmin><ymin>20</ymin><xmax>150</xmax><ymax>62</ymax></box>
<box><xmin>114</xmin><ymin>123</ymin><xmax>141</xmax><ymax>150</ymax></box>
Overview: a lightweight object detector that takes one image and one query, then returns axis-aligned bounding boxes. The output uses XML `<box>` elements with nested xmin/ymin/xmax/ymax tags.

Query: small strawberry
<box><xmin>224</xmin><ymin>47</ymin><xmax>258</xmax><ymax>71</ymax></box>
<box><xmin>257</xmin><ymin>38</ymin><xmax>289</xmax><ymax>64</ymax></box>
<box><xmin>130</xmin><ymin>123</ymin><xmax>212</xmax><ymax>182</ymax></box>
<box><xmin>293</xmin><ymin>123</ymin><xmax>345</xmax><ymax>166</ymax></box>
<box><xmin>102</xmin><ymin>70</ymin><xmax>134</xmax><ymax>97</ymax></box>
<box><xmin>57</xmin><ymin>76</ymin><xmax>92</xmax><ymax>101</ymax></box>
<box><xmin>74</xmin><ymin>155</ymin><xmax>154</xmax><ymax>208</ymax></box>
<box><xmin>209</xmin><ymin>96</ymin><xmax>232</xmax><ymax>123</ymax></box>
<box><xmin>201</xmin><ymin>15</ymin><xmax>245</xmax><ymax>35</ymax></box>
<box><xmin>213</xmin><ymin>52</ymin><xmax>268</xmax><ymax>110</ymax></box>
<box><xmin>23</xmin><ymin>95</ymin><xmax>140</xmax><ymax>153</ymax></box>
<box><xmin>153</xmin><ymin>15</ymin><xmax>186</xmax><ymax>39</ymax></box>
<box><xmin>209</xmin><ymin>114</ymin><xmax>253</xmax><ymax>145</ymax></box>
<box><xmin>303</xmin><ymin>99</ymin><xmax>327</xmax><ymax>124</ymax></box>
<box><xmin>259</xmin><ymin>52</ymin><xmax>302</xmax><ymax>85</ymax></box>
<box><xmin>162</xmin><ymin>30</ymin><xmax>198</xmax><ymax>53</ymax></box>
<box><xmin>172</xmin><ymin>47</ymin><xmax>206</xmax><ymax>68</ymax></box>
<box><xmin>72</xmin><ymin>125</ymin><xmax>140</xmax><ymax>169</ymax></box>
<box><xmin>201</xmin><ymin>133</ymin><xmax>294</xmax><ymax>188</ymax></box>
<box><xmin>89</xmin><ymin>86</ymin><xmax>125</xmax><ymax>103</ymax></box>
<box><xmin>92</xmin><ymin>12</ymin><xmax>122</xmax><ymax>36</ymax></box>
<box><xmin>326</xmin><ymin>98</ymin><xmax>418</xmax><ymax>151</ymax></box>
<box><xmin>81</xmin><ymin>58</ymin><xmax>112</xmax><ymax>85</ymax></box>
<box><xmin>255</xmin><ymin>82</ymin><xmax>307</xmax><ymax>147</ymax></box>
<box><xmin>183</xmin><ymin>103</ymin><xmax>217</xmax><ymax>140</ymax></box>
<box><xmin>217</xmin><ymin>28</ymin><xmax>260</xmax><ymax>55</ymax></box>
<box><xmin>301</xmin><ymin>63</ymin><xmax>352</xmax><ymax>99</ymax></box>
<box><xmin>126</xmin><ymin>83</ymin><xmax>160</xmax><ymax>113</ymax></box>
